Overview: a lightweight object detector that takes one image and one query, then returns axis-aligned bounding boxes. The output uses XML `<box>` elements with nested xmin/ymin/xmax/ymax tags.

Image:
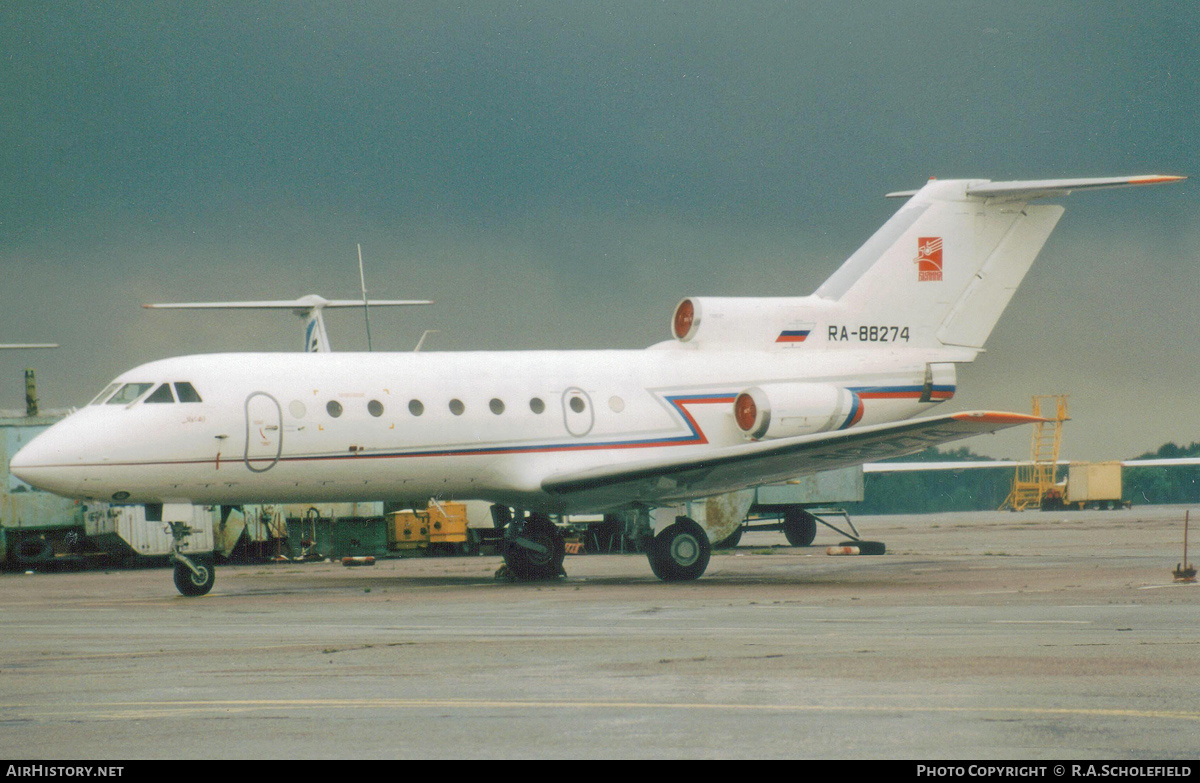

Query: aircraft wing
<box><xmin>865</xmin><ymin>457</ymin><xmax>1200</xmax><ymax>472</ymax></box>
<box><xmin>865</xmin><ymin>460</ymin><xmax>1029</xmax><ymax>472</ymax></box>
<box><xmin>542</xmin><ymin>411</ymin><xmax>1042</xmax><ymax>511</ymax></box>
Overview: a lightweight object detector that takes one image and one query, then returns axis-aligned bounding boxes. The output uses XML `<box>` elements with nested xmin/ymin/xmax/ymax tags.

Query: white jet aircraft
<box><xmin>10</xmin><ymin>174</ymin><xmax>1183</xmax><ymax>594</ymax></box>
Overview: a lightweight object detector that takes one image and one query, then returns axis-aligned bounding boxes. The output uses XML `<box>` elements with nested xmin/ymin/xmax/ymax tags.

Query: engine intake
<box><xmin>670</xmin><ymin>296</ymin><xmax>817</xmax><ymax>347</ymax></box>
<box><xmin>733</xmin><ymin>383</ymin><xmax>862</xmax><ymax>440</ymax></box>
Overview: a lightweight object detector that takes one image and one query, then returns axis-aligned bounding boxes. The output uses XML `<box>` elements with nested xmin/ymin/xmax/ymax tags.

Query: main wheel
<box><xmin>501</xmin><ymin>515</ymin><xmax>566</xmax><ymax>580</ymax></box>
<box><xmin>649</xmin><ymin>517</ymin><xmax>711</xmax><ymax>582</ymax></box>
<box><xmin>173</xmin><ymin>556</ymin><xmax>216</xmax><ymax>597</ymax></box>
<box><xmin>781</xmin><ymin>507</ymin><xmax>818</xmax><ymax>547</ymax></box>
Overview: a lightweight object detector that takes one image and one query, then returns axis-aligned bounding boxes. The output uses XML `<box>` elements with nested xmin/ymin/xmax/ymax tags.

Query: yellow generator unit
<box><xmin>388</xmin><ymin>502</ymin><xmax>470</xmax><ymax>554</ymax></box>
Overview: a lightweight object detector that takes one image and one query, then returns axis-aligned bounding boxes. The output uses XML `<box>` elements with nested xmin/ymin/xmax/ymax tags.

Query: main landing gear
<box><xmin>500</xmin><ymin>512</ymin><xmax>567</xmax><ymax>580</ymax></box>
<box><xmin>648</xmin><ymin>517</ymin><xmax>711</xmax><ymax>582</ymax></box>
<box><xmin>495</xmin><ymin>507</ymin><xmax>715</xmax><ymax>583</ymax></box>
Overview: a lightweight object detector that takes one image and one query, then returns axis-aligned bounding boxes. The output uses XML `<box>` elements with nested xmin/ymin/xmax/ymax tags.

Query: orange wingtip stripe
<box><xmin>1129</xmin><ymin>175</ymin><xmax>1187</xmax><ymax>185</ymax></box>
<box><xmin>952</xmin><ymin>412</ymin><xmax>1049</xmax><ymax>425</ymax></box>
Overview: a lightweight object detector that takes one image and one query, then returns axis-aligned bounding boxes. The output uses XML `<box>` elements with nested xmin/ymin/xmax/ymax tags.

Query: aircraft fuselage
<box><xmin>13</xmin><ymin>345</ymin><xmax>948</xmax><ymax>513</ymax></box>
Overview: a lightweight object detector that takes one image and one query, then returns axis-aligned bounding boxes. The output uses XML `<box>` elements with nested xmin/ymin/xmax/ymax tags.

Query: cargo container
<box><xmin>1041</xmin><ymin>461</ymin><xmax>1130</xmax><ymax>510</ymax></box>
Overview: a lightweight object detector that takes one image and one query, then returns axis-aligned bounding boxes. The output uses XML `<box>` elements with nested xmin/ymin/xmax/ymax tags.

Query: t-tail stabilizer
<box><xmin>667</xmin><ymin>175</ymin><xmax>1183</xmax><ymax>354</ymax></box>
<box><xmin>817</xmin><ymin>174</ymin><xmax>1184</xmax><ymax>352</ymax></box>
<box><xmin>144</xmin><ymin>295</ymin><xmax>433</xmax><ymax>352</ymax></box>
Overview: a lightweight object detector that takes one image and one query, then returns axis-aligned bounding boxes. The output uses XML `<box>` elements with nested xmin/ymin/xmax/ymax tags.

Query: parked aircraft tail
<box><xmin>667</xmin><ymin>175</ymin><xmax>1182</xmax><ymax>353</ymax></box>
<box><xmin>817</xmin><ymin>175</ymin><xmax>1184</xmax><ymax>351</ymax></box>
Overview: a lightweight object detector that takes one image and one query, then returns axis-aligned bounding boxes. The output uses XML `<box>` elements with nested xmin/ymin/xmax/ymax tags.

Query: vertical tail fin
<box><xmin>302</xmin><ymin>307</ymin><xmax>332</xmax><ymax>352</ymax></box>
<box><xmin>815</xmin><ymin>175</ymin><xmax>1183</xmax><ymax>350</ymax></box>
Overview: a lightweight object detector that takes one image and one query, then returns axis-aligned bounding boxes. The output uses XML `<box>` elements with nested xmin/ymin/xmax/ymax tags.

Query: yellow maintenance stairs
<box><xmin>1000</xmin><ymin>395</ymin><xmax>1069</xmax><ymax>511</ymax></box>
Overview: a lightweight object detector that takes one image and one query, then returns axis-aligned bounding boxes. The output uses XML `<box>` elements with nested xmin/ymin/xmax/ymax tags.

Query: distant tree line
<box><xmin>1123</xmin><ymin>442</ymin><xmax>1200</xmax><ymax>507</ymax></box>
<box><xmin>843</xmin><ymin>442</ymin><xmax>1200</xmax><ymax>515</ymax></box>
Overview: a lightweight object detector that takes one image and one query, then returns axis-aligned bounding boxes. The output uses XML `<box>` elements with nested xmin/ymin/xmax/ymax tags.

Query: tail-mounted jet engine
<box><xmin>733</xmin><ymin>383</ymin><xmax>862</xmax><ymax>440</ymax></box>
<box><xmin>671</xmin><ymin>296</ymin><xmax>818</xmax><ymax>347</ymax></box>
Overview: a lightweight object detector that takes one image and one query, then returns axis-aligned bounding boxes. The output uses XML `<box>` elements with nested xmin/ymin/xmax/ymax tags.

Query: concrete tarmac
<box><xmin>1</xmin><ymin>505</ymin><xmax>1198</xmax><ymax>759</ymax></box>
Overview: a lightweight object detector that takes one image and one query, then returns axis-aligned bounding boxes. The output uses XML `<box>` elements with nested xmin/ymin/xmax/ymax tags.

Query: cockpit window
<box><xmin>105</xmin><ymin>383</ymin><xmax>154</xmax><ymax>405</ymax></box>
<box><xmin>89</xmin><ymin>383</ymin><xmax>121</xmax><ymax>406</ymax></box>
<box><xmin>174</xmin><ymin>382</ymin><xmax>202</xmax><ymax>403</ymax></box>
<box><xmin>144</xmin><ymin>384</ymin><xmax>175</xmax><ymax>404</ymax></box>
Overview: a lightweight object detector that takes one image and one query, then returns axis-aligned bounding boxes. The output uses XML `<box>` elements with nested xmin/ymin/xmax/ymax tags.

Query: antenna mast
<box><xmin>357</xmin><ymin>243</ymin><xmax>373</xmax><ymax>352</ymax></box>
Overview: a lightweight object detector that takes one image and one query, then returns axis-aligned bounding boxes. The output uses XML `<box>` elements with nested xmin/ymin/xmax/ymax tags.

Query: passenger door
<box><xmin>244</xmin><ymin>392</ymin><xmax>283</xmax><ymax>472</ymax></box>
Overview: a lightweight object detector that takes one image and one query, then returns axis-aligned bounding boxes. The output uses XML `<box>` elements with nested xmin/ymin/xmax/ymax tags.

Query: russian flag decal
<box><xmin>776</xmin><ymin>323</ymin><xmax>815</xmax><ymax>343</ymax></box>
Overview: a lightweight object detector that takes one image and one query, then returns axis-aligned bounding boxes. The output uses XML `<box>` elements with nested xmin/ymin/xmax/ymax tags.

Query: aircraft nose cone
<box><xmin>8</xmin><ymin>421</ymin><xmax>87</xmax><ymax>496</ymax></box>
<box><xmin>10</xmin><ymin>436</ymin><xmax>59</xmax><ymax>489</ymax></box>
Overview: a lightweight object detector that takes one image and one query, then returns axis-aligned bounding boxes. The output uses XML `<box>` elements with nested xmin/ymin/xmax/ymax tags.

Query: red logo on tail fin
<box><xmin>916</xmin><ymin>237</ymin><xmax>943</xmax><ymax>282</ymax></box>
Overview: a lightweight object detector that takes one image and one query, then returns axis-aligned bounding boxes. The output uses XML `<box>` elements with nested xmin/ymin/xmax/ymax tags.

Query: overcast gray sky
<box><xmin>2</xmin><ymin>2</ymin><xmax>1196</xmax><ymax>461</ymax></box>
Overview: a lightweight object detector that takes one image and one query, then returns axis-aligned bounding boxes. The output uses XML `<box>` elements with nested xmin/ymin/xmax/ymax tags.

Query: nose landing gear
<box><xmin>168</xmin><ymin>521</ymin><xmax>216</xmax><ymax>597</ymax></box>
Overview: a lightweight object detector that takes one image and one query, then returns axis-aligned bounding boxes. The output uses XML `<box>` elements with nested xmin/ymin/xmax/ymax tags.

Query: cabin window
<box><xmin>408</xmin><ymin>399</ymin><xmax>424</xmax><ymax>416</ymax></box>
<box><xmin>489</xmin><ymin>398</ymin><xmax>505</xmax><ymax>415</ymax></box>
<box><xmin>326</xmin><ymin>400</ymin><xmax>343</xmax><ymax>418</ymax></box>
<box><xmin>106</xmin><ymin>383</ymin><xmax>153</xmax><ymax>405</ymax></box>
<box><xmin>368</xmin><ymin>400</ymin><xmax>384</xmax><ymax>417</ymax></box>
<box><xmin>529</xmin><ymin>397</ymin><xmax>545</xmax><ymax>414</ymax></box>
<box><xmin>569</xmin><ymin>396</ymin><xmax>586</xmax><ymax>414</ymax></box>
<box><xmin>144</xmin><ymin>384</ymin><xmax>175</xmax><ymax>404</ymax></box>
<box><xmin>89</xmin><ymin>383</ymin><xmax>121</xmax><ymax>406</ymax></box>
<box><xmin>449</xmin><ymin>399</ymin><xmax>465</xmax><ymax>416</ymax></box>
<box><xmin>609</xmin><ymin>396</ymin><xmax>625</xmax><ymax>413</ymax></box>
<box><xmin>175</xmin><ymin>382</ymin><xmax>203</xmax><ymax>403</ymax></box>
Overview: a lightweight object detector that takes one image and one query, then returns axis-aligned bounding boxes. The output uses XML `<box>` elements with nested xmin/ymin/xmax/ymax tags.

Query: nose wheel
<box><xmin>173</xmin><ymin>555</ymin><xmax>216</xmax><ymax>596</ymax></box>
<box><xmin>168</xmin><ymin>521</ymin><xmax>216</xmax><ymax>597</ymax></box>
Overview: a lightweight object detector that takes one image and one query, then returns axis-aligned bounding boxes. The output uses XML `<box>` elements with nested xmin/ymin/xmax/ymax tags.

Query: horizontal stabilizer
<box><xmin>543</xmin><ymin>411</ymin><xmax>1043</xmax><ymax>511</ymax></box>
<box><xmin>145</xmin><ymin>295</ymin><xmax>432</xmax><ymax>312</ymax></box>
<box><xmin>145</xmin><ymin>294</ymin><xmax>434</xmax><ymax>352</ymax></box>
<box><xmin>964</xmin><ymin>174</ymin><xmax>1185</xmax><ymax>202</ymax></box>
<box><xmin>887</xmin><ymin>175</ymin><xmax>1184</xmax><ymax>201</ymax></box>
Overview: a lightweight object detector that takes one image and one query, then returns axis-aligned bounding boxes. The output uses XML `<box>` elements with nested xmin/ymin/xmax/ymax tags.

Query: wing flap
<box><xmin>542</xmin><ymin>411</ymin><xmax>1042</xmax><ymax>510</ymax></box>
